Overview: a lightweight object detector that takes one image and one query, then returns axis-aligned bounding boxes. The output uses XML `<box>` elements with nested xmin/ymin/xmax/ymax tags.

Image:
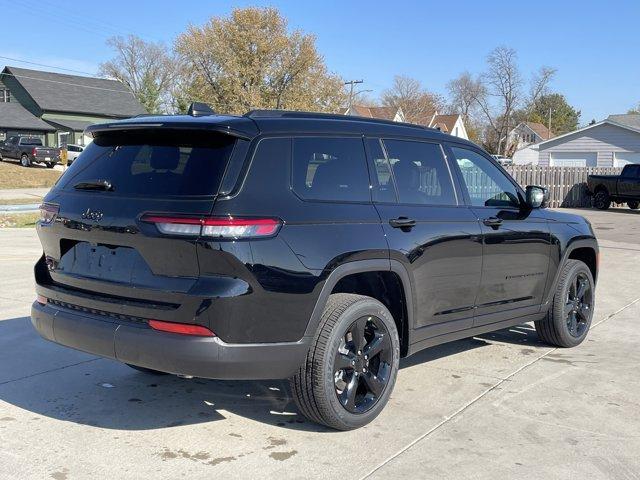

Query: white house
<box><xmin>341</xmin><ymin>104</ymin><xmax>469</xmax><ymax>140</ymax></box>
<box><xmin>340</xmin><ymin>105</ymin><xmax>406</xmax><ymax>122</ymax></box>
<box><xmin>534</xmin><ymin>115</ymin><xmax>640</xmax><ymax>167</ymax></box>
<box><xmin>507</xmin><ymin>122</ymin><xmax>554</xmax><ymax>151</ymax></box>
<box><xmin>429</xmin><ymin>114</ymin><xmax>468</xmax><ymax>140</ymax></box>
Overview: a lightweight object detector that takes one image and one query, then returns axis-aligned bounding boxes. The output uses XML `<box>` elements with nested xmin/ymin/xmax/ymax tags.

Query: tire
<box><xmin>535</xmin><ymin>259</ymin><xmax>595</xmax><ymax>348</ymax></box>
<box><xmin>592</xmin><ymin>190</ymin><xmax>611</xmax><ymax>210</ymax></box>
<box><xmin>126</xmin><ymin>364</ymin><xmax>169</xmax><ymax>375</ymax></box>
<box><xmin>628</xmin><ymin>201</ymin><xmax>639</xmax><ymax>210</ymax></box>
<box><xmin>45</xmin><ymin>162</ymin><xmax>56</xmax><ymax>169</ymax></box>
<box><xmin>290</xmin><ymin>293</ymin><xmax>400</xmax><ymax>430</ymax></box>
<box><xmin>20</xmin><ymin>154</ymin><xmax>31</xmax><ymax>168</ymax></box>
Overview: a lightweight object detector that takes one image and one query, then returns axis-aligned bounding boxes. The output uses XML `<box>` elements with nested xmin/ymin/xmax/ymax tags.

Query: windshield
<box><xmin>58</xmin><ymin>129</ymin><xmax>236</xmax><ymax>196</ymax></box>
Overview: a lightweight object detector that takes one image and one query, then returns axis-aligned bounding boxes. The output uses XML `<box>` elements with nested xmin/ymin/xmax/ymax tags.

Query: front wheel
<box><xmin>628</xmin><ymin>201</ymin><xmax>639</xmax><ymax>210</ymax></box>
<box><xmin>290</xmin><ymin>293</ymin><xmax>400</xmax><ymax>430</ymax></box>
<box><xmin>20</xmin><ymin>154</ymin><xmax>31</xmax><ymax>167</ymax></box>
<box><xmin>535</xmin><ymin>259</ymin><xmax>595</xmax><ymax>347</ymax></box>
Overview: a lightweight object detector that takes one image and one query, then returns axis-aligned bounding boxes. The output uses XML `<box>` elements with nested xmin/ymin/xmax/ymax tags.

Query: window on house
<box><xmin>0</xmin><ymin>89</ymin><xmax>10</xmax><ymax>102</ymax></box>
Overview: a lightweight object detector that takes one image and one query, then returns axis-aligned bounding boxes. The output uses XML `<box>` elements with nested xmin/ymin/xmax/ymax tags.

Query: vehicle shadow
<box><xmin>0</xmin><ymin>316</ymin><xmax>539</xmax><ymax>432</ymax></box>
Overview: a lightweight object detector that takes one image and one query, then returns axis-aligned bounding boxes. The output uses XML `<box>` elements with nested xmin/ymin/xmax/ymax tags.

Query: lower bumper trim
<box><xmin>31</xmin><ymin>302</ymin><xmax>309</xmax><ymax>380</ymax></box>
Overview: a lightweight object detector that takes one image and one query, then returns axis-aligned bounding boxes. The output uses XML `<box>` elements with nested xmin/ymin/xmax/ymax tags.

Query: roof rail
<box><xmin>244</xmin><ymin>109</ymin><xmax>434</xmax><ymax>131</ymax></box>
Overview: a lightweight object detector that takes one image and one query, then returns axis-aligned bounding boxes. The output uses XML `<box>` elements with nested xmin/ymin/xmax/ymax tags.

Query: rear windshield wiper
<box><xmin>73</xmin><ymin>180</ymin><xmax>114</xmax><ymax>191</ymax></box>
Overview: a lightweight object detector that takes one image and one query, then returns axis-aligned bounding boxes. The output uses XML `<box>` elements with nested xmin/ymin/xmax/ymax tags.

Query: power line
<box><xmin>0</xmin><ymin>55</ymin><xmax>98</xmax><ymax>77</ymax></box>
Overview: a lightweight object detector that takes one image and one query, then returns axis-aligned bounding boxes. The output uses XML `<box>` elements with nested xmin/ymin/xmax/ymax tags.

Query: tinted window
<box><xmin>292</xmin><ymin>137</ymin><xmax>370</xmax><ymax>202</ymax></box>
<box><xmin>382</xmin><ymin>139</ymin><xmax>456</xmax><ymax>205</ymax></box>
<box><xmin>367</xmin><ymin>138</ymin><xmax>396</xmax><ymax>203</ymax></box>
<box><xmin>623</xmin><ymin>165</ymin><xmax>640</xmax><ymax>177</ymax></box>
<box><xmin>19</xmin><ymin>137</ymin><xmax>42</xmax><ymax>146</ymax></box>
<box><xmin>58</xmin><ymin>129</ymin><xmax>236</xmax><ymax>196</ymax></box>
<box><xmin>451</xmin><ymin>147</ymin><xmax>520</xmax><ymax>208</ymax></box>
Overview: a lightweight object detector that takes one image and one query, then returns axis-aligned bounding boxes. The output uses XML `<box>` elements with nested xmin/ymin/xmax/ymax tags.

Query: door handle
<box><xmin>389</xmin><ymin>217</ymin><xmax>417</xmax><ymax>229</ymax></box>
<box><xmin>483</xmin><ymin>216</ymin><xmax>503</xmax><ymax>228</ymax></box>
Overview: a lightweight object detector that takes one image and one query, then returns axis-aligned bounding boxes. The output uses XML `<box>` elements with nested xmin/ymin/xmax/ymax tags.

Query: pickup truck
<box><xmin>587</xmin><ymin>164</ymin><xmax>640</xmax><ymax>210</ymax></box>
<box><xmin>0</xmin><ymin>136</ymin><xmax>60</xmax><ymax>168</ymax></box>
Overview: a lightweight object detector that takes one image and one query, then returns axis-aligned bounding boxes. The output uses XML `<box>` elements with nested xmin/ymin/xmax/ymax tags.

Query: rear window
<box><xmin>20</xmin><ymin>138</ymin><xmax>43</xmax><ymax>146</ymax></box>
<box><xmin>58</xmin><ymin>130</ymin><xmax>236</xmax><ymax>196</ymax></box>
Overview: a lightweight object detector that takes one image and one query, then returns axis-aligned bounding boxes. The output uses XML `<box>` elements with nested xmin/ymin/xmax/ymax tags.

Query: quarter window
<box><xmin>382</xmin><ymin>139</ymin><xmax>456</xmax><ymax>205</ymax></box>
<box><xmin>292</xmin><ymin>137</ymin><xmax>370</xmax><ymax>202</ymax></box>
<box><xmin>450</xmin><ymin>147</ymin><xmax>520</xmax><ymax>208</ymax></box>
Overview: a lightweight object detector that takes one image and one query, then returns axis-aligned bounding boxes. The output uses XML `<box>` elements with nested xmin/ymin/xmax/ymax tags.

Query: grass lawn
<box><xmin>0</xmin><ymin>212</ymin><xmax>40</xmax><ymax>228</ymax></box>
<box><xmin>0</xmin><ymin>161</ymin><xmax>61</xmax><ymax>189</ymax></box>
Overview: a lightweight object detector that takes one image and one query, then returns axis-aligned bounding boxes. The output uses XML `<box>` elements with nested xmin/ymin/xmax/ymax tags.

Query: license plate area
<box><xmin>58</xmin><ymin>242</ymin><xmax>138</xmax><ymax>284</ymax></box>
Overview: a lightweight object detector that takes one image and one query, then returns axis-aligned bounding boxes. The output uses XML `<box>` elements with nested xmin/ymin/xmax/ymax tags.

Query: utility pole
<box><xmin>344</xmin><ymin>79</ymin><xmax>363</xmax><ymax>110</ymax></box>
<box><xmin>548</xmin><ymin>107</ymin><xmax>552</xmax><ymax>139</ymax></box>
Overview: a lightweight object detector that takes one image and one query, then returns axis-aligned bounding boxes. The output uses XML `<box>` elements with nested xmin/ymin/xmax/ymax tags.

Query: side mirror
<box><xmin>525</xmin><ymin>185</ymin><xmax>549</xmax><ymax>209</ymax></box>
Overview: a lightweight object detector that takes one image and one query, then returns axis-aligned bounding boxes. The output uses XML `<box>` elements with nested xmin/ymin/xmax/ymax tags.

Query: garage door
<box><xmin>614</xmin><ymin>152</ymin><xmax>640</xmax><ymax>167</ymax></box>
<box><xmin>550</xmin><ymin>152</ymin><xmax>597</xmax><ymax>167</ymax></box>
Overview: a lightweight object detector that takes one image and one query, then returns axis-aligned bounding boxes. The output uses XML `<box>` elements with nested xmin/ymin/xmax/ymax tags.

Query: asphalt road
<box><xmin>0</xmin><ymin>207</ymin><xmax>639</xmax><ymax>479</ymax></box>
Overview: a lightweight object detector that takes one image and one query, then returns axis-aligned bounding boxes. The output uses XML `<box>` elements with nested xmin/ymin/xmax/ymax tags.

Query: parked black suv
<box><xmin>31</xmin><ymin>107</ymin><xmax>598</xmax><ymax>430</ymax></box>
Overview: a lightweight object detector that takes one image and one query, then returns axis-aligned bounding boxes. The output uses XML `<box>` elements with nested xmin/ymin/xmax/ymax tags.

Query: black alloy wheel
<box><xmin>564</xmin><ymin>272</ymin><xmax>593</xmax><ymax>338</ymax></box>
<box><xmin>333</xmin><ymin>315</ymin><xmax>393</xmax><ymax>414</ymax></box>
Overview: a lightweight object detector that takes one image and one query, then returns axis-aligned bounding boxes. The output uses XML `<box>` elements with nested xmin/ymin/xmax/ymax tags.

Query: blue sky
<box><xmin>1</xmin><ymin>0</ymin><xmax>638</xmax><ymax>122</ymax></box>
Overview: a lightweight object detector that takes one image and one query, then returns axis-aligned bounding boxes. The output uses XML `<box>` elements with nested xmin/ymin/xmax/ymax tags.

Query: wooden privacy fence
<box><xmin>504</xmin><ymin>165</ymin><xmax>623</xmax><ymax>208</ymax></box>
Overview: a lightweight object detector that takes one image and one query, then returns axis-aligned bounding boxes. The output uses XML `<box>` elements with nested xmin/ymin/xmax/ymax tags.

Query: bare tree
<box><xmin>473</xmin><ymin>47</ymin><xmax>523</xmax><ymax>154</ymax></box>
<box><xmin>527</xmin><ymin>66</ymin><xmax>556</xmax><ymax>112</ymax></box>
<box><xmin>446</xmin><ymin>72</ymin><xmax>485</xmax><ymax>120</ymax></box>
<box><xmin>381</xmin><ymin>75</ymin><xmax>444</xmax><ymax>125</ymax></box>
<box><xmin>100</xmin><ymin>35</ymin><xmax>180</xmax><ymax>114</ymax></box>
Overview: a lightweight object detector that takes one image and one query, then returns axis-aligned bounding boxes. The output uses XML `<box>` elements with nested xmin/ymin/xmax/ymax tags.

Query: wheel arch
<box><xmin>303</xmin><ymin>259</ymin><xmax>414</xmax><ymax>357</ymax></box>
<box><xmin>544</xmin><ymin>238</ymin><xmax>599</xmax><ymax>307</ymax></box>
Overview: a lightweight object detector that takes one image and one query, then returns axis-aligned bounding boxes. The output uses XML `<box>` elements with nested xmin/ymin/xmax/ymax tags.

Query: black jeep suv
<box><xmin>31</xmin><ymin>107</ymin><xmax>598</xmax><ymax>430</ymax></box>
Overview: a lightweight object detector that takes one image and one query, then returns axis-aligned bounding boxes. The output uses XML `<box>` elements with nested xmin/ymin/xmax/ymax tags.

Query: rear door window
<box><xmin>58</xmin><ymin>130</ymin><xmax>236</xmax><ymax>196</ymax></box>
<box><xmin>291</xmin><ymin>137</ymin><xmax>370</xmax><ymax>202</ymax></box>
<box><xmin>381</xmin><ymin>139</ymin><xmax>457</xmax><ymax>205</ymax></box>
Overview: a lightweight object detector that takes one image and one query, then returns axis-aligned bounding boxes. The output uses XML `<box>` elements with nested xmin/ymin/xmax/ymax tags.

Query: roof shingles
<box><xmin>2</xmin><ymin>66</ymin><xmax>145</xmax><ymax>118</ymax></box>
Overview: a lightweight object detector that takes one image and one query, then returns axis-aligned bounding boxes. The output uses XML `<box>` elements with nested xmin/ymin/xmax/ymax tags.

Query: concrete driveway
<box><xmin>0</xmin><ymin>208</ymin><xmax>639</xmax><ymax>479</ymax></box>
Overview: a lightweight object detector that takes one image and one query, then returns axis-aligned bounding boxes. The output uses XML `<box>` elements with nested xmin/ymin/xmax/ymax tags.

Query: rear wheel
<box><xmin>592</xmin><ymin>190</ymin><xmax>611</xmax><ymax>210</ymax></box>
<box><xmin>126</xmin><ymin>364</ymin><xmax>169</xmax><ymax>375</ymax></box>
<box><xmin>290</xmin><ymin>293</ymin><xmax>400</xmax><ymax>430</ymax></box>
<box><xmin>628</xmin><ymin>201</ymin><xmax>639</xmax><ymax>210</ymax></box>
<box><xmin>20</xmin><ymin>154</ymin><xmax>31</xmax><ymax>168</ymax></box>
<box><xmin>46</xmin><ymin>162</ymin><xmax>56</xmax><ymax>169</ymax></box>
<box><xmin>535</xmin><ymin>259</ymin><xmax>594</xmax><ymax>347</ymax></box>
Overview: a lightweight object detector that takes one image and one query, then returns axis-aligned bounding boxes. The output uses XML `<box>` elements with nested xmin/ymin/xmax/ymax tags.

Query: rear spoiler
<box><xmin>85</xmin><ymin>119</ymin><xmax>257</xmax><ymax>141</ymax></box>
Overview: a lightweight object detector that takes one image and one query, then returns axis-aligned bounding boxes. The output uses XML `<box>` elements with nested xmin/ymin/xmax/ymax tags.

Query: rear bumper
<box><xmin>31</xmin><ymin>301</ymin><xmax>310</xmax><ymax>380</ymax></box>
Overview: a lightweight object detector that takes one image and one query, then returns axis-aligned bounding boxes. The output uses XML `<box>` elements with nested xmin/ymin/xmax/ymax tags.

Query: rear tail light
<box><xmin>39</xmin><ymin>203</ymin><xmax>59</xmax><ymax>225</ymax></box>
<box><xmin>148</xmin><ymin>319</ymin><xmax>215</xmax><ymax>337</ymax></box>
<box><xmin>36</xmin><ymin>294</ymin><xmax>47</xmax><ymax>305</ymax></box>
<box><xmin>141</xmin><ymin>215</ymin><xmax>282</xmax><ymax>239</ymax></box>
<box><xmin>32</xmin><ymin>147</ymin><xmax>37</xmax><ymax>156</ymax></box>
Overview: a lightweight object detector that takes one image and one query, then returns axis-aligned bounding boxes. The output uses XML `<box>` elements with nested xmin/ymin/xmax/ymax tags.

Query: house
<box><xmin>429</xmin><ymin>114</ymin><xmax>468</xmax><ymax>140</ymax></box>
<box><xmin>508</xmin><ymin>122</ymin><xmax>554</xmax><ymax>150</ymax></box>
<box><xmin>340</xmin><ymin>105</ymin><xmax>406</xmax><ymax>122</ymax></box>
<box><xmin>0</xmin><ymin>66</ymin><xmax>144</xmax><ymax>147</ymax></box>
<box><xmin>341</xmin><ymin>104</ymin><xmax>469</xmax><ymax>139</ymax></box>
<box><xmin>531</xmin><ymin>115</ymin><xmax>640</xmax><ymax>167</ymax></box>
